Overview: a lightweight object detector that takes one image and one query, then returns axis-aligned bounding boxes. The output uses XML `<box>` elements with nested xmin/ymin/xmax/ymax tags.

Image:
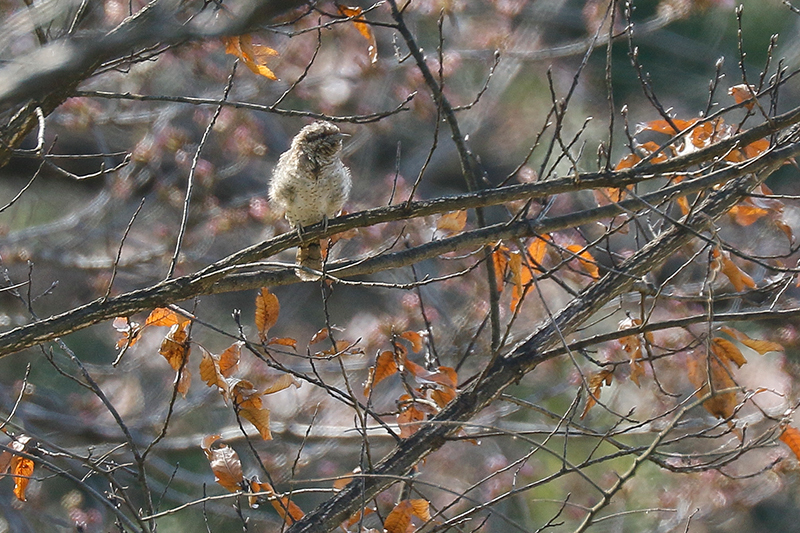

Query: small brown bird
<box><xmin>268</xmin><ymin>121</ymin><xmax>351</xmax><ymax>281</ymax></box>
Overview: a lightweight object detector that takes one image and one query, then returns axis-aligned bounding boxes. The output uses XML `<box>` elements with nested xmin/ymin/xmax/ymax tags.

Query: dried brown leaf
<box><xmin>780</xmin><ymin>425</ymin><xmax>800</xmax><ymax>460</ymax></box>
<box><xmin>580</xmin><ymin>368</ymin><xmax>613</xmax><ymax>419</ymax></box>
<box><xmin>201</xmin><ymin>435</ymin><xmax>243</xmax><ymax>492</ymax></box>
<box><xmin>251</xmin><ymin>481</ymin><xmax>304</xmax><ymax>524</ymax></box>
<box><xmin>719</xmin><ymin>326</ymin><xmax>783</xmax><ymax>355</ymax></box>
<box><xmin>384</xmin><ymin>499</ymin><xmax>431</xmax><ymax>533</ymax></box>
<box><xmin>364</xmin><ymin>350</ymin><xmax>399</xmax><ymax>395</ymax></box>
<box><xmin>399</xmin><ymin>330</ymin><xmax>425</xmax><ymax>353</ymax></box>
<box><xmin>436</xmin><ymin>210</ymin><xmax>467</xmax><ymax>235</ymax></box>
<box><xmin>337</xmin><ymin>5</ymin><xmax>378</xmax><ymax>64</ymax></box>
<box><xmin>146</xmin><ymin>308</ymin><xmax>182</xmax><ymax>327</ymax></box>
<box><xmin>567</xmin><ymin>244</ymin><xmax>600</xmax><ymax>280</ymax></box>
<box><xmin>255</xmin><ymin>287</ymin><xmax>280</xmax><ymax>342</ymax></box>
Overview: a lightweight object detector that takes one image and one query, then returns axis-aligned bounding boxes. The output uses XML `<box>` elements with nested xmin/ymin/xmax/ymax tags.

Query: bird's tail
<box><xmin>296</xmin><ymin>241</ymin><xmax>323</xmax><ymax>281</ymax></box>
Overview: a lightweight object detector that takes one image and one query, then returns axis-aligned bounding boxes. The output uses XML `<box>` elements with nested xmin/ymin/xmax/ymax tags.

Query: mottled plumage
<box><xmin>269</xmin><ymin>121</ymin><xmax>351</xmax><ymax>280</ymax></box>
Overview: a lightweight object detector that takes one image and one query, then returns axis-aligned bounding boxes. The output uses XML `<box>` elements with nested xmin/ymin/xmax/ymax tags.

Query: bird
<box><xmin>268</xmin><ymin>121</ymin><xmax>352</xmax><ymax>281</ymax></box>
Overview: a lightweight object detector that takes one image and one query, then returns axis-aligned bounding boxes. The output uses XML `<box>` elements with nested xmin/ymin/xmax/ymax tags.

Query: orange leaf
<box><xmin>581</xmin><ymin>368</ymin><xmax>613</xmax><ymax>419</ymax></box>
<box><xmin>715</xmin><ymin>249</ymin><xmax>756</xmax><ymax>292</ymax></box>
<box><xmin>239</xmin><ymin>406</ymin><xmax>272</xmax><ymax>440</ymax></box>
<box><xmin>10</xmin><ymin>455</ymin><xmax>33</xmax><ymax>501</ymax></box>
<box><xmin>364</xmin><ymin>350</ymin><xmax>399</xmax><ymax>395</ymax></box>
<box><xmin>160</xmin><ymin>322</ymin><xmax>190</xmax><ymax>371</ymax></box>
<box><xmin>508</xmin><ymin>250</ymin><xmax>523</xmax><ymax>309</ymax></box>
<box><xmin>309</xmin><ymin>328</ymin><xmax>329</xmax><ymax>345</ymax></box>
<box><xmin>527</xmin><ymin>236</ymin><xmax>548</xmax><ymax>269</ymax></box>
<box><xmin>384</xmin><ymin>499</ymin><xmax>431</xmax><ymax>533</ymax></box>
<box><xmin>711</xmin><ymin>338</ymin><xmax>747</xmax><ymax>368</ymax></box>
<box><xmin>613</xmin><ymin>152</ymin><xmax>640</xmax><ymax>172</ymax></box>
<box><xmin>199</xmin><ymin>346</ymin><xmax>228</xmax><ymax>394</ymax></box>
<box><xmin>491</xmin><ymin>243</ymin><xmax>509</xmax><ymax>292</ymax></box>
<box><xmin>268</xmin><ymin>337</ymin><xmax>298</xmax><ymax>349</ymax></box>
<box><xmin>780</xmin><ymin>425</ymin><xmax>800</xmax><ymax>460</ymax></box>
<box><xmin>223</xmin><ymin>35</ymin><xmax>279</xmax><ymax>80</ymax></box>
<box><xmin>314</xmin><ymin>339</ymin><xmax>363</xmax><ymax>357</ymax></box>
<box><xmin>337</xmin><ymin>5</ymin><xmax>378</xmax><ymax>64</ymax></box>
<box><xmin>231</xmin><ymin>380</ymin><xmax>273</xmax><ymax>439</ymax></box>
<box><xmin>677</xmin><ymin>194</ymin><xmax>691</xmax><ymax>215</ymax></box>
<box><xmin>397</xmin><ymin>404</ymin><xmax>426</xmax><ymax>438</ymax></box>
<box><xmin>218</xmin><ymin>342</ymin><xmax>242</xmax><ymax>377</ymax></box>
<box><xmin>436</xmin><ymin>210</ymin><xmax>467</xmax><ymax>235</ymax></box>
<box><xmin>251</xmin><ymin>481</ymin><xmax>304</xmax><ymax>524</ymax></box>
<box><xmin>687</xmin><ymin>352</ymin><xmax>738</xmax><ymax>420</ymax></box>
<box><xmin>262</xmin><ymin>373</ymin><xmax>301</xmax><ymax>395</ymax></box>
<box><xmin>160</xmin><ymin>322</ymin><xmax>191</xmax><ymax>397</ymax></box>
<box><xmin>728</xmin><ymin>84</ymin><xmax>757</xmax><ymax>110</ymax></box>
<box><xmin>231</xmin><ymin>379</ymin><xmax>262</xmax><ymax>410</ymax></box>
<box><xmin>742</xmin><ymin>138</ymin><xmax>769</xmax><ymax>158</ymax></box>
<box><xmin>400</xmin><ymin>330</ymin><xmax>425</xmax><ymax>353</ymax></box>
<box><xmin>113</xmin><ymin>317</ymin><xmax>143</xmax><ymax>349</ymax></box>
<box><xmin>566</xmin><ymin>244</ymin><xmax>600</xmax><ymax>280</ymax></box>
<box><xmin>719</xmin><ymin>326</ymin><xmax>783</xmax><ymax>355</ymax></box>
<box><xmin>729</xmin><ymin>203</ymin><xmax>769</xmax><ymax>226</ymax></box>
<box><xmin>146</xmin><ymin>307</ymin><xmax>182</xmax><ymax>327</ymax></box>
<box><xmin>343</xmin><ymin>507</ymin><xmax>375</xmax><ymax>529</ymax></box>
<box><xmin>636</xmin><ymin>118</ymin><xmax>698</xmax><ymax>135</ymax></box>
<box><xmin>176</xmin><ymin>366</ymin><xmax>191</xmax><ymax>398</ymax></box>
<box><xmin>255</xmin><ymin>287</ymin><xmax>280</xmax><ymax>342</ymax></box>
<box><xmin>431</xmin><ymin>386</ymin><xmax>457</xmax><ymax>408</ymax></box>
<box><xmin>201</xmin><ymin>435</ymin><xmax>243</xmax><ymax>492</ymax></box>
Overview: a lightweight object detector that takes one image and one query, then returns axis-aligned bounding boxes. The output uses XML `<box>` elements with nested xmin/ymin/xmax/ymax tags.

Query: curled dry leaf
<box><xmin>262</xmin><ymin>373</ymin><xmax>301</xmax><ymax>395</ymax></box>
<box><xmin>711</xmin><ymin>338</ymin><xmax>747</xmax><ymax>368</ymax></box>
<box><xmin>581</xmin><ymin>368</ymin><xmax>613</xmax><ymax>419</ymax></box>
<box><xmin>2</xmin><ymin>435</ymin><xmax>34</xmax><ymax>502</ymax></box>
<box><xmin>619</xmin><ymin>317</ymin><xmax>648</xmax><ymax>387</ymax></box>
<box><xmin>231</xmin><ymin>380</ymin><xmax>273</xmax><ymax>440</ymax></box>
<box><xmin>397</xmin><ymin>401</ymin><xmax>426</xmax><ymax>439</ymax></box>
<box><xmin>113</xmin><ymin>317</ymin><xmax>142</xmax><ymax>349</ymax></box>
<box><xmin>343</xmin><ymin>507</ymin><xmax>375</xmax><ymax>529</ymax></box>
<box><xmin>160</xmin><ymin>322</ymin><xmax>191</xmax><ymax>397</ymax></box>
<box><xmin>146</xmin><ymin>307</ymin><xmax>182</xmax><ymax>327</ymax></box>
<box><xmin>314</xmin><ymin>339</ymin><xmax>363</xmax><ymax>357</ymax></box>
<box><xmin>309</xmin><ymin>327</ymin><xmax>329</xmax><ymax>345</ymax></box>
<box><xmin>729</xmin><ymin>83</ymin><xmax>757</xmax><ymax>110</ymax></box>
<box><xmin>223</xmin><ymin>34</ymin><xmax>279</xmax><ymax>80</ymax></box>
<box><xmin>364</xmin><ymin>350</ymin><xmax>399</xmax><ymax>395</ymax></box>
<box><xmin>199</xmin><ymin>342</ymin><xmax>241</xmax><ymax>400</ymax></box>
<box><xmin>566</xmin><ymin>244</ymin><xmax>600</xmax><ymax>280</ymax></box>
<box><xmin>687</xmin><ymin>351</ymin><xmax>739</xmax><ymax>420</ymax></box>
<box><xmin>780</xmin><ymin>425</ymin><xmax>800</xmax><ymax>460</ymax></box>
<box><xmin>337</xmin><ymin>5</ymin><xmax>378</xmax><ymax>64</ymax></box>
<box><xmin>10</xmin><ymin>455</ymin><xmax>33</xmax><ymax>501</ymax></box>
<box><xmin>201</xmin><ymin>435</ymin><xmax>244</xmax><ymax>493</ymax></box>
<box><xmin>399</xmin><ymin>330</ymin><xmax>425</xmax><ymax>353</ymax></box>
<box><xmin>711</xmin><ymin>247</ymin><xmax>756</xmax><ymax>292</ymax></box>
<box><xmin>384</xmin><ymin>499</ymin><xmax>431</xmax><ymax>533</ymax></box>
<box><xmin>255</xmin><ymin>287</ymin><xmax>280</xmax><ymax>342</ymax></box>
<box><xmin>268</xmin><ymin>337</ymin><xmax>298</xmax><ymax>349</ymax></box>
<box><xmin>250</xmin><ymin>480</ymin><xmax>305</xmax><ymax>524</ymax></box>
<box><xmin>719</xmin><ymin>326</ymin><xmax>783</xmax><ymax>355</ymax></box>
<box><xmin>491</xmin><ymin>242</ymin><xmax>510</xmax><ymax>293</ymax></box>
<box><xmin>436</xmin><ymin>210</ymin><xmax>467</xmax><ymax>235</ymax></box>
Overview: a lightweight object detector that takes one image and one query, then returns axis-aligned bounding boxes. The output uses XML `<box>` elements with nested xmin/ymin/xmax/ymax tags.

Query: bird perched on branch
<box><xmin>268</xmin><ymin>121</ymin><xmax>351</xmax><ymax>281</ymax></box>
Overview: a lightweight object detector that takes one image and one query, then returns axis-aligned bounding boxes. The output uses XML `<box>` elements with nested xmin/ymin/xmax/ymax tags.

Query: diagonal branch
<box><xmin>0</xmin><ymin>140</ymin><xmax>797</xmax><ymax>359</ymax></box>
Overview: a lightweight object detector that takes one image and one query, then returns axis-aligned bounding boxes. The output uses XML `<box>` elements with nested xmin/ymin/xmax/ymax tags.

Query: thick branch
<box><xmin>0</xmin><ymin>141</ymin><xmax>795</xmax><ymax>358</ymax></box>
